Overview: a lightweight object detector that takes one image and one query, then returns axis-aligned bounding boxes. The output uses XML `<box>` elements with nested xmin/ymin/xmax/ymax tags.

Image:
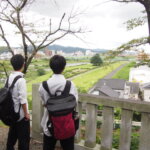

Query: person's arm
<box><xmin>22</xmin><ymin>103</ymin><xmax>30</xmax><ymax>120</ymax></box>
<box><xmin>18</xmin><ymin>78</ymin><xmax>30</xmax><ymax>120</ymax></box>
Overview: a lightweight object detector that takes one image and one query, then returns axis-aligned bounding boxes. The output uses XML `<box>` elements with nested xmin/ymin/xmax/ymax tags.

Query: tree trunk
<box><xmin>147</xmin><ymin>11</ymin><xmax>150</xmax><ymax>44</ymax></box>
<box><xmin>145</xmin><ymin>0</ymin><xmax>150</xmax><ymax>44</ymax></box>
<box><xmin>23</xmin><ymin>44</ymin><xmax>28</xmax><ymax>74</ymax></box>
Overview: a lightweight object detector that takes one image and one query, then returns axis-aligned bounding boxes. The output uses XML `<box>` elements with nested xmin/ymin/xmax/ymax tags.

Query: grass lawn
<box><xmin>26</xmin><ymin>64</ymin><xmax>97</xmax><ymax>108</ymax></box>
<box><xmin>112</xmin><ymin>62</ymin><xmax>136</xmax><ymax>80</ymax></box>
<box><xmin>72</xmin><ymin>62</ymin><xmax>125</xmax><ymax>93</ymax></box>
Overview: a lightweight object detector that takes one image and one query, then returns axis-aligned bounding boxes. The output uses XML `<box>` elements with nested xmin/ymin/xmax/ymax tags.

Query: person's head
<box><xmin>10</xmin><ymin>54</ymin><xmax>25</xmax><ymax>71</ymax></box>
<box><xmin>49</xmin><ymin>55</ymin><xmax>66</xmax><ymax>74</ymax></box>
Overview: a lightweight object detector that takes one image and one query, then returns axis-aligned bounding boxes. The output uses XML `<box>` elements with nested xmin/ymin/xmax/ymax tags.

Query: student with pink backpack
<box><xmin>39</xmin><ymin>55</ymin><xmax>78</xmax><ymax>150</ymax></box>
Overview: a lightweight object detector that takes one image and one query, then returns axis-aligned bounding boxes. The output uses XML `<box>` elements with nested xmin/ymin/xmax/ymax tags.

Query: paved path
<box><xmin>103</xmin><ymin>63</ymin><xmax>127</xmax><ymax>79</ymax></box>
<box><xmin>88</xmin><ymin>63</ymin><xmax>128</xmax><ymax>93</ymax></box>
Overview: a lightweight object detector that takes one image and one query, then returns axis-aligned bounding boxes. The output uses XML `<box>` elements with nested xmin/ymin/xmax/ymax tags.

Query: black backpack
<box><xmin>0</xmin><ymin>75</ymin><xmax>22</xmax><ymax>126</ymax></box>
<box><xmin>42</xmin><ymin>80</ymin><xmax>78</xmax><ymax>140</ymax></box>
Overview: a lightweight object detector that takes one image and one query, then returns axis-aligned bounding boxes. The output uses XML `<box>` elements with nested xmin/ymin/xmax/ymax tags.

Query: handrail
<box><xmin>32</xmin><ymin>84</ymin><xmax>150</xmax><ymax>150</ymax></box>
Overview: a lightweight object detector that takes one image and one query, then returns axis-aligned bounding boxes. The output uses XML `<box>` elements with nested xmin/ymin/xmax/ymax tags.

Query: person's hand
<box><xmin>25</xmin><ymin>113</ymin><xmax>30</xmax><ymax>121</ymax></box>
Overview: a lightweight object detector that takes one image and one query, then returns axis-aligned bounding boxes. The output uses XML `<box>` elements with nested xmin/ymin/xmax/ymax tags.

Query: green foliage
<box><xmin>112</xmin><ymin>129</ymin><xmax>140</xmax><ymax>150</ymax></box>
<box><xmin>125</xmin><ymin>16</ymin><xmax>147</xmax><ymax>30</ymax></box>
<box><xmin>26</xmin><ymin>64</ymin><xmax>97</xmax><ymax>109</ymax></box>
<box><xmin>0</xmin><ymin>60</ymin><xmax>12</xmax><ymax>87</ymax></box>
<box><xmin>113</xmin><ymin>62</ymin><xmax>136</xmax><ymax>80</ymax></box>
<box><xmin>90</xmin><ymin>54</ymin><xmax>103</xmax><ymax>66</ymax></box>
<box><xmin>114</xmin><ymin>108</ymin><xmax>121</xmax><ymax>120</ymax></box>
<box><xmin>130</xmin><ymin>132</ymin><xmax>140</xmax><ymax>150</ymax></box>
<box><xmin>37</xmin><ymin>68</ymin><xmax>46</xmax><ymax>76</ymax></box>
<box><xmin>133</xmin><ymin>111</ymin><xmax>141</xmax><ymax>121</ymax></box>
<box><xmin>105</xmin><ymin>37</ymin><xmax>149</xmax><ymax>60</ymax></box>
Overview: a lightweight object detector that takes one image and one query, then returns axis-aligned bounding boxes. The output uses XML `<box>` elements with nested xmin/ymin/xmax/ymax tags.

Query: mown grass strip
<box><xmin>72</xmin><ymin>62</ymin><xmax>125</xmax><ymax>93</ymax></box>
<box><xmin>112</xmin><ymin>62</ymin><xmax>136</xmax><ymax>80</ymax></box>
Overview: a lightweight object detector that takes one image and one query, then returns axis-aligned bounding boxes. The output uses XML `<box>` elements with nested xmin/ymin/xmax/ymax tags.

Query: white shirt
<box><xmin>39</xmin><ymin>74</ymin><xmax>78</xmax><ymax>136</ymax></box>
<box><xmin>8</xmin><ymin>71</ymin><xmax>29</xmax><ymax>121</ymax></box>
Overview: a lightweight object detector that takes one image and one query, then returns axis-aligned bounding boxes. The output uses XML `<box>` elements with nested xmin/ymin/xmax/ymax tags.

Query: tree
<box><xmin>113</xmin><ymin>0</ymin><xmax>150</xmax><ymax>43</ymax></box>
<box><xmin>106</xmin><ymin>0</ymin><xmax>150</xmax><ymax>59</ymax></box>
<box><xmin>0</xmin><ymin>0</ymin><xmax>83</xmax><ymax>74</ymax></box>
<box><xmin>90</xmin><ymin>54</ymin><xmax>103</xmax><ymax>66</ymax></box>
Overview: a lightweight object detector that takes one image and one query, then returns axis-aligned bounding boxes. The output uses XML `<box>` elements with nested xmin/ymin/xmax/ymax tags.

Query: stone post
<box><xmin>32</xmin><ymin>83</ymin><xmax>43</xmax><ymax>141</ymax></box>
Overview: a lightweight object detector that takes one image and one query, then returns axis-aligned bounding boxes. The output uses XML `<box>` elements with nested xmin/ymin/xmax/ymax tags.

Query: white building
<box><xmin>85</xmin><ymin>50</ymin><xmax>95</xmax><ymax>56</ymax></box>
<box><xmin>0</xmin><ymin>52</ymin><xmax>12</xmax><ymax>60</ymax></box>
<box><xmin>141</xmin><ymin>83</ymin><xmax>150</xmax><ymax>102</ymax></box>
<box><xmin>124</xmin><ymin>82</ymin><xmax>139</xmax><ymax>100</ymax></box>
<box><xmin>91</xmin><ymin>79</ymin><xmax>140</xmax><ymax>100</ymax></box>
<box><xmin>14</xmin><ymin>48</ymin><xmax>24</xmax><ymax>55</ymax></box>
<box><xmin>129</xmin><ymin>65</ymin><xmax>150</xmax><ymax>84</ymax></box>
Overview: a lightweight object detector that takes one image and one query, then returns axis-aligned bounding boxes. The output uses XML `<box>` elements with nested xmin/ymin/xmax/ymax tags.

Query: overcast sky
<box><xmin>0</xmin><ymin>0</ymin><xmax>149</xmax><ymax>51</ymax></box>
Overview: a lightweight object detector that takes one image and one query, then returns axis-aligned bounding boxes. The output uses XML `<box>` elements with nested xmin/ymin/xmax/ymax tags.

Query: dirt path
<box><xmin>0</xmin><ymin>127</ymin><xmax>61</xmax><ymax>150</ymax></box>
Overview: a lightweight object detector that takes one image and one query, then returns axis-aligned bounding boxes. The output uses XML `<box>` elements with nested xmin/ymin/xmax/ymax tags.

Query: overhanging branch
<box><xmin>0</xmin><ymin>24</ymin><xmax>14</xmax><ymax>55</ymax></box>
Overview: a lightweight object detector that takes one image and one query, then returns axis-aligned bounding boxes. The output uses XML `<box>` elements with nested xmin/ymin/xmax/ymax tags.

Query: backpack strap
<box><xmin>42</xmin><ymin>81</ymin><xmax>53</xmax><ymax>97</ymax></box>
<box><xmin>62</xmin><ymin>80</ymin><xmax>71</xmax><ymax>95</ymax></box>
<box><xmin>5</xmin><ymin>77</ymin><xmax>9</xmax><ymax>88</ymax></box>
<box><xmin>10</xmin><ymin>75</ymin><xmax>22</xmax><ymax>89</ymax></box>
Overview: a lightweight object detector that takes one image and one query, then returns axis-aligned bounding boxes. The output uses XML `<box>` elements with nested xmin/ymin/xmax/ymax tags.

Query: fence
<box><xmin>32</xmin><ymin>83</ymin><xmax>150</xmax><ymax>150</ymax></box>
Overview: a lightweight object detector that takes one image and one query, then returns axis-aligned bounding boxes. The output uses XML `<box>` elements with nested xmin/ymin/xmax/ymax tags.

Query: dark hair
<box><xmin>10</xmin><ymin>54</ymin><xmax>25</xmax><ymax>71</ymax></box>
<box><xmin>49</xmin><ymin>55</ymin><xmax>66</xmax><ymax>74</ymax></box>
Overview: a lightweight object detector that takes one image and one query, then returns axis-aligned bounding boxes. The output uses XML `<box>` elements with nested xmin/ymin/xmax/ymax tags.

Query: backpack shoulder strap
<box><xmin>62</xmin><ymin>80</ymin><xmax>71</xmax><ymax>95</ymax></box>
<box><xmin>5</xmin><ymin>77</ymin><xmax>9</xmax><ymax>88</ymax></box>
<box><xmin>10</xmin><ymin>75</ymin><xmax>22</xmax><ymax>89</ymax></box>
<box><xmin>42</xmin><ymin>81</ymin><xmax>53</xmax><ymax>97</ymax></box>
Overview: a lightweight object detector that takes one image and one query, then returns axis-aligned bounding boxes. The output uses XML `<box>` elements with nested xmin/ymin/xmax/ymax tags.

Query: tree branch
<box><xmin>0</xmin><ymin>62</ymin><xmax>8</xmax><ymax>77</ymax></box>
<box><xmin>105</xmin><ymin>37</ymin><xmax>149</xmax><ymax>59</ymax></box>
<box><xmin>0</xmin><ymin>24</ymin><xmax>14</xmax><ymax>55</ymax></box>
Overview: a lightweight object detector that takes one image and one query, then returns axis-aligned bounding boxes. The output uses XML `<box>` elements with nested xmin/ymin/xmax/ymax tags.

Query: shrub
<box><xmin>90</xmin><ymin>54</ymin><xmax>103</xmax><ymax>66</ymax></box>
<box><xmin>37</xmin><ymin>68</ymin><xmax>46</xmax><ymax>76</ymax></box>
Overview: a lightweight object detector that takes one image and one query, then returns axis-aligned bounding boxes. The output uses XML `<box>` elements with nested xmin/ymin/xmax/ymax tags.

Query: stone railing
<box><xmin>32</xmin><ymin>84</ymin><xmax>150</xmax><ymax>150</ymax></box>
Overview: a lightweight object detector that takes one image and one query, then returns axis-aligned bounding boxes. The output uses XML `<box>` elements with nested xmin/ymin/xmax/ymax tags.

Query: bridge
<box><xmin>32</xmin><ymin>83</ymin><xmax>150</xmax><ymax>150</ymax></box>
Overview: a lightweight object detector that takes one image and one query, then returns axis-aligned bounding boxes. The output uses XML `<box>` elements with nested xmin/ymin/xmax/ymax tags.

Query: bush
<box><xmin>90</xmin><ymin>54</ymin><xmax>103</xmax><ymax>66</ymax></box>
<box><xmin>37</xmin><ymin>69</ymin><xmax>46</xmax><ymax>76</ymax></box>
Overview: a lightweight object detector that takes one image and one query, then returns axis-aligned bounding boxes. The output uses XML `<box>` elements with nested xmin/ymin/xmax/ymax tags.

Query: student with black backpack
<box><xmin>5</xmin><ymin>54</ymin><xmax>30</xmax><ymax>150</ymax></box>
<box><xmin>39</xmin><ymin>55</ymin><xmax>78</xmax><ymax>150</ymax></box>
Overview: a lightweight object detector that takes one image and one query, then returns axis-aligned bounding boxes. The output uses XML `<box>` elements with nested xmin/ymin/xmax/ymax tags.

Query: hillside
<box><xmin>47</xmin><ymin>45</ymin><xmax>109</xmax><ymax>53</ymax></box>
<box><xmin>0</xmin><ymin>45</ymin><xmax>109</xmax><ymax>54</ymax></box>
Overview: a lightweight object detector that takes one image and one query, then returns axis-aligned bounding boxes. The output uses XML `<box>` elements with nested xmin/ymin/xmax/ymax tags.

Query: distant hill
<box><xmin>47</xmin><ymin>45</ymin><xmax>109</xmax><ymax>54</ymax></box>
<box><xmin>0</xmin><ymin>45</ymin><xmax>109</xmax><ymax>54</ymax></box>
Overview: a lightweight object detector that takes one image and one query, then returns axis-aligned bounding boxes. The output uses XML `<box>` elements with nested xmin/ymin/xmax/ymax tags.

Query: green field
<box><xmin>112</xmin><ymin>62</ymin><xmax>136</xmax><ymax>80</ymax></box>
<box><xmin>26</xmin><ymin>64</ymin><xmax>98</xmax><ymax>108</ymax></box>
<box><xmin>72</xmin><ymin>62</ymin><xmax>125</xmax><ymax>93</ymax></box>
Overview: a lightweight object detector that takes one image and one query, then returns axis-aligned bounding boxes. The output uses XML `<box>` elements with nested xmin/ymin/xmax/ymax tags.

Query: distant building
<box><xmin>137</xmin><ymin>50</ymin><xmax>150</xmax><ymax>61</ymax></box>
<box><xmin>124</xmin><ymin>82</ymin><xmax>139</xmax><ymax>100</ymax></box>
<box><xmin>129</xmin><ymin>65</ymin><xmax>150</xmax><ymax>84</ymax></box>
<box><xmin>73</xmin><ymin>51</ymin><xmax>84</xmax><ymax>57</ymax></box>
<box><xmin>34</xmin><ymin>51</ymin><xmax>45</xmax><ymax>58</ymax></box>
<box><xmin>14</xmin><ymin>48</ymin><xmax>24</xmax><ymax>55</ymax></box>
<box><xmin>91</xmin><ymin>79</ymin><xmax>140</xmax><ymax>100</ymax></box>
<box><xmin>0</xmin><ymin>52</ymin><xmax>12</xmax><ymax>60</ymax></box>
<box><xmin>141</xmin><ymin>83</ymin><xmax>150</xmax><ymax>102</ymax></box>
<box><xmin>91</xmin><ymin>79</ymin><xmax>126</xmax><ymax>98</ymax></box>
<box><xmin>85</xmin><ymin>50</ymin><xmax>95</xmax><ymax>56</ymax></box>
<box><xmin>44</xmin><ymin>49</ymin><xmax>55</xmax><ymax>57</ymax></box>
